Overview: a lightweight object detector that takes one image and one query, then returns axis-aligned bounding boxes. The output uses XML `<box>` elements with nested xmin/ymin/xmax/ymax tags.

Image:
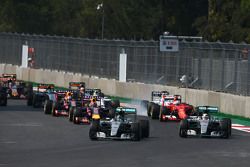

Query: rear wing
<box><xmin>0</xmin><ymin>74</ymin><xmax>16</xmax><ymax>82</ymax></box>
<box><xmin>69</xmin><ymin>82</ymin><xmax>85</xmax><ymax>90</ymax></box>
<box><xmin>0</xmin><ymin>77</ymin><xmax>10</xmax><ymax>82</ymax></box>
<box><xmin>151</xmin><ymin>91</ymin><xmax>169</xmax><ymax>102</ymax></box>
<box><xmin>195</xmin><ymin>106</ymin><xmax>219</xmax><ymax>113</ymax></box>
<box><xmin>33</xmin><ymin>84</ymin><xmax>55</xmax><ymax>92</ymax></box>
<box><xmin>83</xmin><ymin>95</ymin><xmax>101</xmax><ymax>101</ymax></box>
<box><xmin>2</xmin><ymin>74</ymin><xmax>16</xmax><ymax>80</ymax></box>
<box><xmin>116</xmin><ymin>107</ymin><xmax>137</xmax><ymax>114</ymax></box>
<box><xmin>84</xmin><ymin>88</ymin><xmax>102</xmax><ymax>100</ymax></box>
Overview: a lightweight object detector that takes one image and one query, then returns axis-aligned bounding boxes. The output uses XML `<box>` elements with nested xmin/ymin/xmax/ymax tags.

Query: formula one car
<box><xmin>72</xmin><ymin>104</ymin><xmax>94</xmax><ymax>124</ymax></box>
<box><xmin>68</xmin><ymin>87</ymin><xmax>109</xmax><ymax>123</ymax></box>
<box><xmin>148</xmin><ymin>93</ymin><xmax>194</xmax><ymax>121</ymax></box>
<box><xmin>0</xmin><ymin>86</ymin><xmax>8</xmax><ymax>106</ymax></box>
<box><xmin>0</xmin><ymin>74</ymin><xmax>27</xmax><ymax>99</ymax></box>
<box><xmin>27</xmin><ymin>83</ymin><xmax>55</xmax><ymax>108</ymax></box>
<box><xmin>68</xmin><ymin>90</ymin><xmax>93</xmax><ymax>124</ymax></box>
<box><xmin>146</xmin><ymin>91</ymin><xmax>169</xmax><ymax>119</ymax></box>
<box><xmin>89</xmin><ymin>107</ymin><xmax>150</xmax><ymax>141</ymax></box>
<box><xmin>179</xmin><ymin>106</ymin><xmax>232</xmax><ymax>138</ymax></box>
<box><xmin>159</xmin><ymin>95</ymin><xmax>194</xmax><ymax>121</ymax></box>
<box><xmin>51</xmin><ymin>91</ymin><xmax>72</xmax><ymax>116</ymax></box>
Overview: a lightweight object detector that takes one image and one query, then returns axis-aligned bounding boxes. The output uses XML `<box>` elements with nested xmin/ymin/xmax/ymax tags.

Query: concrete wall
<box><xmin>0</xmin><ymin>63</ymin><xmax>249</xmax><ymax>118</ymax></box>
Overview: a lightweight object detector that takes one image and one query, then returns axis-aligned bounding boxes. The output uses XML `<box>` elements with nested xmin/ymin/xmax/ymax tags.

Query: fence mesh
<box><xmin>0</xmin><ymin>32</ymin><xmax>250</xmax><ymax>95</ymax></box>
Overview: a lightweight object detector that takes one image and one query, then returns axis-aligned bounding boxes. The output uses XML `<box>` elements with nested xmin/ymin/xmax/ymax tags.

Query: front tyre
<box><xmin>140</xmin><ymin>120</ymin><xmax>150</xmax><ymax>138</ymax></box>
<box><xmin>89</xmin><ymin>121</ymin><xmax>99</xmax><ymax>140</ymax></box>
<box><xmin>179</xmin><ymin>119</ymin><xmax>188</xmax><ymax>138</ymax></box>
<box><xmin>132</xmin><ymin>123</ymin><xmax>141</xmax><ymax>141</ymax></box>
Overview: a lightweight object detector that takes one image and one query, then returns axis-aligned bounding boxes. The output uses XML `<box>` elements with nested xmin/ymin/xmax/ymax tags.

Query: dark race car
<box><xmin>0</xmin><ymin>86</ymin><xmax>8</xmax><ymax>106</ymax></box>
<box><xmin>179</xmin><ymin>106</ymin><xmax>232</xmax><ymax>139</ymax></box>
<box><xmin>27</xmin><ymin>84</ymin><xmax>55</xmax><ymax>108</ymax></box>
<box><xmin>69</xmin><ymin>92</ymin><xmax>101</xmax><ymax>124</ymax></box>
<box><xmin>72</xmin><ymin>104</ymin><xmax>94</xmax><ymax>124</ymax></box>
<box><xmin>51</xmin><ymin>91</ymin><xmax>73</xmax><ymax>117</ymax></box>
<box><xmin>89</xmin><ymin>107</ymin><xmax>150</xmax><ymax>141</ymax></box>
<box><xmin>8</xmin><ymin>81</ymin><xmax>27</xmax><ymax>99</ymax></box>
<box><xmin>0</xmin><ymin>74</ymin><xmax>27</xmax><ymax>99</ymax></box>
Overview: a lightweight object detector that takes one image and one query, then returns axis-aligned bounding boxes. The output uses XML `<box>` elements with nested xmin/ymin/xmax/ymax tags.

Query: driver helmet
<box><xmin>173</xmin><ymin>96</ymin><xmax>180</xmax><ymax>104</ymax></box>
<box><xmin>91</xmin><ymin>98</ymin><xmax>96</xmax><ymax>103</ymax></box>
<box><xmin>202</xmin><ymin>113</ymin><xmax>209</xmax><ymax>120</ymax></box>
<box><xmin>80</xmin><ymin>87</ymin><xmax>84</xmax><ymax>92</ymax></box>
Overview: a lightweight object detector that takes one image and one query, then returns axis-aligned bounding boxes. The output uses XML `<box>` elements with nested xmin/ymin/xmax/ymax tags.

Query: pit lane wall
<box><xmin>1</xmin><ymin>63</ymin><xmax>250</xmax><ymax>118</ymax></box>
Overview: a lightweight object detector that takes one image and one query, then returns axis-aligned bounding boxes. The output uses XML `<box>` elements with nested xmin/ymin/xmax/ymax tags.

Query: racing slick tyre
<box><xmin>221</xmin><ymin>118</ymin><xmax>231</xmax><ymax>139</ymax></box>
<box><xmin>179</xmin><ymin>119</ymin><xmax>188</xmax><ymax>138</ymax></box>
<box><xmin>140</xmin><ymin>100</ymin><xmax>148</xmax><ymax>110</ymax></box>
<box><xmin>27</xmin><ymin>94</ymin><xmax>33</xmax><ymax>106</ymax></box>
<box><xmin>73</xmin><ymin>109</ymin><xmax>81</xmax><ymax>124</ymax></box>
<box><xmin>44</xmin><ymin>100</ymin><xmax>52</xmax><ymax>114</ymax></box>
<box><xmin>140</xmin><ymin>120</ymin><xmax>150</xmax><ymax>138</ymax></box>
<box><xmin>228</xmin><ymin>118</ymin><xmax>232</xmax><ymax>136</ymax></box>
<box><xmin>0</xmin><ymin>97</ymin><xmax>7</xmax><ymax>106</ymax></box>
<box><xmin>131</xmin><ymin>123</ymin><xmax>141</xmax><ymax>141</ymax></box>
<box><xmin>147</xmin><ymin>102</ymin><xmax>153</xmax><ymax>117</ymax></box>
<box><xmin>32</xmin><ymin>94</ymin><xmax>40</xmax><ymax>108</ymax></box>
<box><xmin>151</xmin><ymin>104</ymin><xmax>160</xmax><ymax>119</ymax></box>
<box><xmin>51</xmin><ymin>102</ymin><xmax>58</xmax><ymax>117</ymax></box>
<box><xmin>112</xmin><ymin>99</ymin><xmax>120</xmax><ymax>108</ymax></box>
<box><xmin>68</xmin><ymin>107</ymin><xmax>74</xmax><ymax>122</ymax></box>
<box><xmin>159</xmin><ymin>107</ymin><xmax>169</xmax><ymax>122</ymax></box>
<box><xmin>89</xmin><ymin>120</ymin><xmax>99</xmax><ymax>140</ymax></box>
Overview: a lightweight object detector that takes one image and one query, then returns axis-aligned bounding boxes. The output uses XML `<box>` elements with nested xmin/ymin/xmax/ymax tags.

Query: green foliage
<box><xmin>194</xmin><ymin>0</ymin><xmax>250</xmax><ymax>43</ymax></box>
<box><xmin>0</xmin><ymin>0</ymin><xmax>249</xmax><ymax>42</ymax></box>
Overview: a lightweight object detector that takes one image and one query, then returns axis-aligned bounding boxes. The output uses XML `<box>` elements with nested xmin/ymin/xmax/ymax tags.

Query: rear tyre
<box><xmin>140</xmin><ymin>120</ymin><xmax>150</xmax><ymax>138</ymax></box>
<box><xmin>32</xmin><ymin>94</ymin><xmax>40</xmax><ymax>108</ymax></box>
<box><xmin>112</xmin><ymin>99</ymin><xmax>120</xmax><ymax>108</ymax></box>
<box><xmin>147</xmin><ymin>102</ymin><xmax>152</xmax><ymax>117</ymax></box>
<box><xmin>44</xmin><ymin>100</ymin><xmax>52</xmax><ymax>114</ymax></box>
<box><xmin>73</xmin><ymin>108</ymin><xmax>80</xmax><ymax>124</ymax></box>
<box><xmin>159</xmin><ymin>107</ymin><xmax>168</xmax><ymax>122</ymax></box>
<box><xmin>51</xmin><ymin>102</ymin><xmax>58</xmax><ymax>117</ymax></box>
<box><xmin>27</xmin><ymin>94</ymin><xmax>33</xmax><ymax>106</ymax></box>
<box><xmin>179</xmin><ymin>119</ymin><xmax>188</xmax><ymax>138</ymax></box>
<box><xmin>0</xmin><ymin>97</ymin><xmax>7</xmax><ymax>106</ymax></box>
<box><xmin>68</xmin><ymin>107</ymin><xmax>74</xmax><ymax>122</ymax></box>
<box><xmin>140</xmin><ymin>100</ymin><xmax>148</xmax><ymax>109</ymax></box>
<box><xmin>151</xmin><ymin>104</ymin><xmax>160</xmax><ymax>119</ymax></box>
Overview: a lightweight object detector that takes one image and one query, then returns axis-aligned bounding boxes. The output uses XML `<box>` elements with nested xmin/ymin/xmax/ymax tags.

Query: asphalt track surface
<box><xmin>1</xmin><ymin>100</ymin><xmax>250</xmax><ymax>167</ymax></box>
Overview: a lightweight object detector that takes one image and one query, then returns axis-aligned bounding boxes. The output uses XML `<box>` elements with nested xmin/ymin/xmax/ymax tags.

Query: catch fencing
<box><xmin>0</xmin><ymin>32</ymin><xmax>250</xmax><ymax>95</ymax></box>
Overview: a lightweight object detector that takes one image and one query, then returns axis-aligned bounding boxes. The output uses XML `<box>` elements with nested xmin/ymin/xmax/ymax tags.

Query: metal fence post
<box><xmin>234</xmin><ymin>50</ymin><xmax>239</xmax><ymax>94</ymax></box>
<box><xmin>221</xmin><ymin>49</ymin><xmax>225</xmax><ymax>90</ymax></box>
<box><xmin>247</xmin><ymin>51</ymin><xmax>250</xmax><ymax>95</ymax></box>
<box><xmin>209</xmin><ymin>46</ymin><xmax>213</xmax><ymax>90</ymax></box>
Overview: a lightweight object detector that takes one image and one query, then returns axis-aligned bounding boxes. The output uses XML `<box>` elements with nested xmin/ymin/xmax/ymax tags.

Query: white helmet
<box><xmin>202</xmin><ymin>113</ymin><xmax>209</xmax><ymax>120</ymax></box>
